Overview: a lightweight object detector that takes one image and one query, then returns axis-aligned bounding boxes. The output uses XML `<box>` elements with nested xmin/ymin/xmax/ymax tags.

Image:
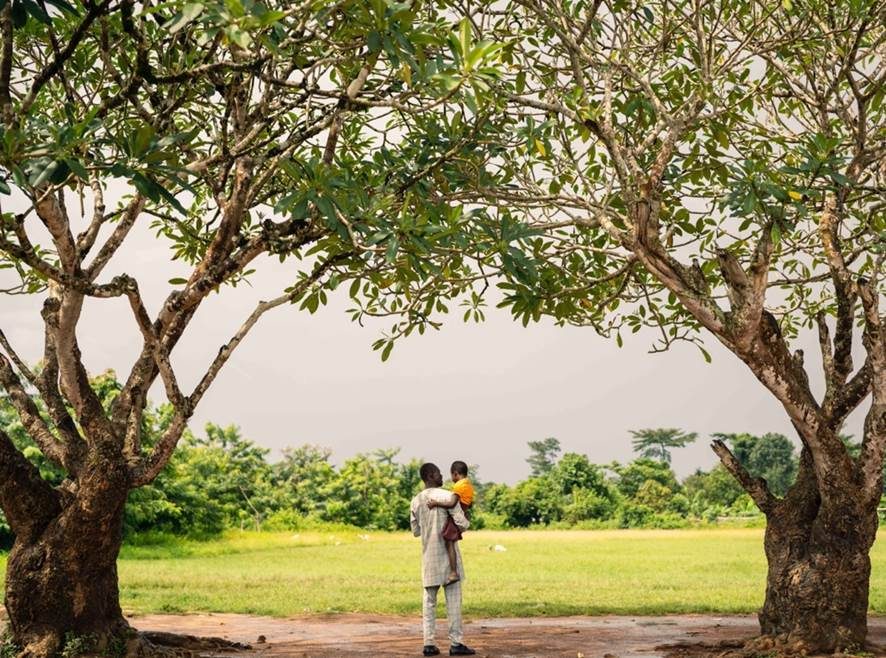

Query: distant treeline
<box><xmin>2</xmin><ymin>373</ymin><xmax>867</xmax><ymax>542</ymax></box>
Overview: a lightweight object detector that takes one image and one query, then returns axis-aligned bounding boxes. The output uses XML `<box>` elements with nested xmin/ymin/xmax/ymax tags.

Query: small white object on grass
<box><xmin>358</xmin><ymin>534</ymin><xmax>370</xmax><ymax>541</ymax></box>
<box><xmin>490</xmin><ymin>544</ymin><xmax>507</xmax><ymax>552</ymax></box>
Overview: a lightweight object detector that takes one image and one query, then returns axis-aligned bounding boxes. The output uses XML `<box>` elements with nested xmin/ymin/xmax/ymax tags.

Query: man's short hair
<box><xmin>450</xmin><ymin>461</ymin><xmax>468</xmax><ymax>477</ymax></box>
<box><xmin>420</xmin><ymin>462</ymin><xmax>440</xmax><ymax>483</ymax></box>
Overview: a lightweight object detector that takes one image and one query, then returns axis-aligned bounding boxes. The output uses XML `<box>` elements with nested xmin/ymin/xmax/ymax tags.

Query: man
<box><xmin>410</xmin><ymin>463</ymin><xmax>476</xmax><ymax>656</ymax></box>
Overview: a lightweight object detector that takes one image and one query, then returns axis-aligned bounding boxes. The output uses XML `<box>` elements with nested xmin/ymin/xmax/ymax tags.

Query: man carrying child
<box><xmin>410</xmin><ymin>463</ymin><xmax>476</xmax><ymax>656</ymax></box>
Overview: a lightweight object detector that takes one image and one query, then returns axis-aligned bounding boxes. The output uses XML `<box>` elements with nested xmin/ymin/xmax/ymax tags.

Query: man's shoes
<box><xmin>423</xmin><ymin>645</ymin><xmax>440</xmax><ymax>656</ymax></box>
<box><xmin>449</xmin><ymin>644</ymin><xmax>476</xmax><ymax>656</ymax></box>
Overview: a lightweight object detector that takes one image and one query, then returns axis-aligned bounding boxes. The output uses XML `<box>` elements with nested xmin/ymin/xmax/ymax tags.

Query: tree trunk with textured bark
<box><xmin>756</xmin><ymin>453</ymin><xmax>878</xmax><ymax>653</ymax></box>
<box><xmin>4</xmin><ymin>454</ymin><xmax>131</xmax><ymax>658</ymax></box>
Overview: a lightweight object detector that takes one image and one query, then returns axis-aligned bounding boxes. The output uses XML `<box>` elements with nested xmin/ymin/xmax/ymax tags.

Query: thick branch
<box><xmin>51</xmin><ymin>290</ymin><xmax>117</xmax><ymax>443</ymax></box>
<box><xmin>0</xmin><ymin>427</ymin><xmax>61</xmax><ymax>540</ymax></box>
<box><xmin>86</xmin><ymin>195</ymin><xmax>145</xmax><ymax>280</ymax></box>
<box><xmin>819</xmin><ymin>193</ymin><xmax>857</xmax><ymax>397</ymax></box>
<box><xmin>124</xmin><ymin>279</ymin><xmax>188</xmax><ymax>413</ymax></box>
<box><xmin>0</xmin><ymin>3</ymin><xmax>12</xmax><ymax>122</ymax></box>
<box><xmin>0</xmin><ymin>352</ymin><xmax>73</xmax><ymax>472</ymax></box>
<box><xmin>711</xmin><ymin>438</ymin><xmax>775</xmax><ymax>514</ymax></box>
<box><xmin>34</xmin><ymin>190</ymin><xmax>78</xmax><ymax>274</ymax></box>
<box><xmin>831</xmin><ymin>359</ymin><xmax>872</xmax><ymax>426</ymax></box>
<box><xmin>0</xmin><ymin>327</ymin><xmax>37</xmax><ymax>387</ymax></box>
<box><xmin>857</xmin><ymin>275</ymin><xmax>886</xmax><ymax>499</ymax></box>
<box><xmin>38</xmin><ymin>298</ymin><xmax>85</xmax><ymax>452</ymax></box>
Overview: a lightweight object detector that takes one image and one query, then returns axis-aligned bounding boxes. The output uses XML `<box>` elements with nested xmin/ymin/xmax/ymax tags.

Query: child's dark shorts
<box><xmin>442</xmin><ymin>503</ymin><xmax>471</xmax><ymax>542</ymax></box>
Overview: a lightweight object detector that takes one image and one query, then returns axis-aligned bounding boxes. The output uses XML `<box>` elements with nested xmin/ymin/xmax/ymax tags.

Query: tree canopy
<box><xmin>630</xmin><ymin>427</ymin><xmax>697</xmax><ymax>463</ymax></box>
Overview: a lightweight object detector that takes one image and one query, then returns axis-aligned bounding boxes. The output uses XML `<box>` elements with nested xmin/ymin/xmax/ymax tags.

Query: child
<box><xmin>428</xmin><ymin>460</ymin><xmax>475</xmax><ymax>585</ymax></box>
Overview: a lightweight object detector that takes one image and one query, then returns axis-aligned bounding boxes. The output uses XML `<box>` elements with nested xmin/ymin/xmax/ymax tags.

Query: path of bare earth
<box><xmin>129</xmin><ymin>613</ymin><xmax>886</xmax><ymax>658</ymax></box>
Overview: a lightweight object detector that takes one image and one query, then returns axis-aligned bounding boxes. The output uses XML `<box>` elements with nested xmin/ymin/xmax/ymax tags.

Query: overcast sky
<box><xmin>1</xmin><ymin>207</ymin><xmax>866</xmax><ymax>483</ymax></box>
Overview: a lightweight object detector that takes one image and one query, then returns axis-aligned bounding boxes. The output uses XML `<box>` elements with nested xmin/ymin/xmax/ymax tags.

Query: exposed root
<box><xmin>8</xmin><ymin>628</ymin><xmax>249</xmax><ymax>658</ymax></box>
<box><xmin>125</xmin><ymin>631</ymin><xmax>251</xmax><ymax>657</ymax></box>
<box><xmin>658</xmin><ymin>635</ymin><xmax>884</xmax><ymax>658</ymax></box>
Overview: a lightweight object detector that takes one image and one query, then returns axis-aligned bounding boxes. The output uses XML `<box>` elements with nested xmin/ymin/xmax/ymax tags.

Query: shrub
<box><xmin>563</xmin><ymin>488</ymin><xmax>617</xmax><ymax>523</ymax></box>
<box><xmin>619</xmin><ymin>502</ymin><xmax>655</xmax><ymax>528</ymax></box>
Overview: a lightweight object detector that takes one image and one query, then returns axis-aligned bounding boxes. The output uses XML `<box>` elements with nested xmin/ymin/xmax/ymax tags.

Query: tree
<box><xmin>496</xmin><ymin>476</ymin><xmax>564</xmax><ymax>526</ymax></box>
<box><xmin>714</xmin><ymin>432</ymin><xmax>798</xmax><ymax>497</ymax></box>
<box><xmin>526</xmin><ymin>437</ymin><xmax>561</xmax><ymax>476</ymax></box>
<box><xmin>321</xmin><ymin>449</ymin><xmax>414</xmax><ymax>530</ymax></box>
<box><xmin>550</xmin><ymin>452</ymin><xmax>609</xmax><ymax>495</ymax></box>
<box><xmin>184</xmin><ymin>423</ymin><xmax>277</xmax><ymax>531</ymax></box>
<box><xmin>684</xmin><ymin>466</ymin><xmax>745</xmax><ymax>509</ymax></box>
<box><xmin>629</xmin><ymin>427</ymin><xmax>697</xmax><ymax>464</ymax></box>
<box><xmin>467</xmin><ymin>0</ymin><xmax>885</xmax><ymax>650</ymax></box>
<box><xmin>272</xmin><ymin>445</ymin><xmax>336</xmax><ymax>517</ymax></box>
<box><xmin>611</xmin><ymin>458</ymin><xmax>680</xmax><ymax>500</ymax></box>
<box><xmin>0</xmin><ymin>3</ymin><xmax>505</xmax><ymax>654</ymax></box>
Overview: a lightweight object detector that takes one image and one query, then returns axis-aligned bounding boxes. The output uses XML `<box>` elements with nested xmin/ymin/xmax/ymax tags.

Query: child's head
<box><xmin>450</xmin><ymin>460</ymin><xmax>468</xmax><ymax>482</ymax></box>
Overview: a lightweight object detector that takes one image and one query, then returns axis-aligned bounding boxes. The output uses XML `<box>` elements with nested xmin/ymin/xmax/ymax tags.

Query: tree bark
<box><xmin>4</xmin><ymin>455</ymin><xmax>131</xmax><ymax>658</ymax></box>
<box><xmin>754</xmin><ymin>450</ymin><xmax>878</xmax><ymax>653</ymax></box>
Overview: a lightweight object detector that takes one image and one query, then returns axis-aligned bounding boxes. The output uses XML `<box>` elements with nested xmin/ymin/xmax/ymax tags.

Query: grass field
<box><xmin>4</xmin><ymin>529</ymin><xmax>886</xmax><ymax>617</ymax></box>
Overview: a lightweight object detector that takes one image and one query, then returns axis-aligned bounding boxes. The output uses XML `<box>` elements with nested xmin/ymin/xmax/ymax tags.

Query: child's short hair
<box><xmin>450</xmin><ymin>461</ymin><xmax>468</xmax><ymax>476</ymax></box>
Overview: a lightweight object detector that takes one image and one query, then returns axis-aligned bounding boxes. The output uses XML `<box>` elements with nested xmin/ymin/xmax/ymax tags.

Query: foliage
<box><xmin>1</xmin><ymin>377</ymin><xmax>782</xmax><ymax>539</ymax></box>
<box><xmin>715</xmin><ymin>433</ymin><xmax>798</xmax><ymax>497</ymax></box>
<box><xmin>630</xmin><ymin>428</ymin><xmax>697</xmax><ymax>464</ymax></box>
<box><xmin>684</xmin><ymin>466</ymin><xmax>746</xmax><ymax>515</ymax></box>
<box><xmin>611</xmin><ymin>458</ymin><xmax>680</xmax><ymax>499</ymax></box>
<box><xmin>526</xmin><ymin>437</ymin><xmax>561</xmax><ymax>477</ymax></box>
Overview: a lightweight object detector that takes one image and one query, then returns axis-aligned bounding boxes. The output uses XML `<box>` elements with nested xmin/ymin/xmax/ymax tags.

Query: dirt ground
<box><xmin>129</xmin><ymin>613</ymin><xmax>886</xmax><ymax>658</ymax></box>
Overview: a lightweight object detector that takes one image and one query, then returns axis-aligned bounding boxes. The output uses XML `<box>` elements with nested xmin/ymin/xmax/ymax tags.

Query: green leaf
<box><xmin>64</xmin><ymin>158</ymin><xmax>88</xmax><ymax>181</ymax></box>
<box><xmin>227</xmin><ymin>26</ymin><xmax>253</xmax><ymax>49</ymax></box>
<box><xmin>168</xmin><ymin>277</ymin><xmax>188</xmax><ymax>285</ymax></box>
<box><xmin>133</xmin><ymin>125</ymin><xmax>154</xmax><ymax>156</ymax></box>
<box><xmin>459</xmin><ymin>18</ymin><xmax>472</xmax><ymax>58</ymax></box>
<box><xmin>30</xmin><ymin>160</ymin><xmax>60</xmax><ymax>187</ymax></box>
<box><xmin>23</xmin><ymin>0</ymin><xmax>50</xmax><ymax>25</ymax></box>
<box><xmin>258</xmin><ymin>9</ymin><xmax>286</xmax><ymax>26</ymax></box>
<box><xmin>515</xmin><ymin>70</ymin><xmax>526</xmax><ymax>94</ymax></box>
<box><xmin>10</xmin><ymin>1</ymin><xmax>27</xmax><ymax>27</ymax></box>
<box><xmin>381</xmin><ymin>341</ymin><xmax>394</xmax><ymax>362</ymax></box>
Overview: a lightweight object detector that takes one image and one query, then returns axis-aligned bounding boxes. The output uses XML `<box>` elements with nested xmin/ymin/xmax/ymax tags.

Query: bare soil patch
<box><xmin>126</xmin><ymin>613</ymin><xmax>886</xmax><ymax>658</ymax></box>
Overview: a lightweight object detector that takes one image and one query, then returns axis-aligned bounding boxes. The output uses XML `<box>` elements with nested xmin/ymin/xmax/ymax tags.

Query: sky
<box><xmin>1</xmin><ymin>203</ymin><xmax>867</xmax><ymax>484</ymax></box>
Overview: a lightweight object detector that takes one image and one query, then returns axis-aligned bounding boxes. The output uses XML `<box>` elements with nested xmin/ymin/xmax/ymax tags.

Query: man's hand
<box><xmin>426</xmin><ymin>500</ymin><xmax>440</xmax><ymax>509</ymax></box>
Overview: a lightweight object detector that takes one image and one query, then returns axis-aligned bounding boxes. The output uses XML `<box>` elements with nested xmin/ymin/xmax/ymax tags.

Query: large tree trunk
<box><xmin>756</xmin><ymin>452</ymin><xmax>879</xmax><ymax>653</ymax></box>
<box><xmin>5</xmin><ymin>458</ymin><xmax>130</xmax><ymax>658</ymax></box>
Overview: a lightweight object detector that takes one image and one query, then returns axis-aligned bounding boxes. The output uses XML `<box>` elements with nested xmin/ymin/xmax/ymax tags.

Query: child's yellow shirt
<box><xmin>452</xmin><ymin>478</ymin><xmax>475</xmax><ymax>507</ymax></box>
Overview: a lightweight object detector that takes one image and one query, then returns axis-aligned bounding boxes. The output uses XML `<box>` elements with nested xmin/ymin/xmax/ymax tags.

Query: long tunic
<box><xmin>410</xmin><ymin>487</ymin><xmax>470</xmax><ymax>588</ymax></box>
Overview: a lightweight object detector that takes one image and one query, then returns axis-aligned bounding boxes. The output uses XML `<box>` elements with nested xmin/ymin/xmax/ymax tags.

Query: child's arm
<box><xmin>427</xmin><ymin>493</ymin><xmax>460</xmax><ymax>509</ymax></box>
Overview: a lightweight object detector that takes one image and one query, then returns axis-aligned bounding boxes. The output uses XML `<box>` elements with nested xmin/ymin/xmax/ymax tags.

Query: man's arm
<box><xmin>410</xmin><ymin>499</ymin><xmax>421</xmax><ymax>537</ymax></box>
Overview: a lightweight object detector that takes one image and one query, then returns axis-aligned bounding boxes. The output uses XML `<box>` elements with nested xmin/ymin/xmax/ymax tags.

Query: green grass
<box><xmin>3</xmin><ymin>529</ymin><xmax>886</xmax><ymax>617</ymax></box>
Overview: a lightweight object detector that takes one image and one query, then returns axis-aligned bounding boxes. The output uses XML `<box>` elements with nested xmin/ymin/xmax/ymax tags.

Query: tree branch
<box><xmin>188</xmin><ymin>254</ymin><xmax>346</xmax><ymax>410</ymax></box>
<box><xmin>0</xmin><ymin>352</ymin><xmax>73</xmax><ymax>472</ymax></box>
<box><xmin>857</xmin><ymin>274</ymin><xmax>886</xmax><ymax>500</ymax></box>
<box><xmin>711</xmin><ymin>438</ymin><xmax>775</xmax><ymax>514</ymax></box>
<box><xmin>0</xmin><ymin>427</ymin><xmax>61</xmax><ymax>540</ymax></box>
